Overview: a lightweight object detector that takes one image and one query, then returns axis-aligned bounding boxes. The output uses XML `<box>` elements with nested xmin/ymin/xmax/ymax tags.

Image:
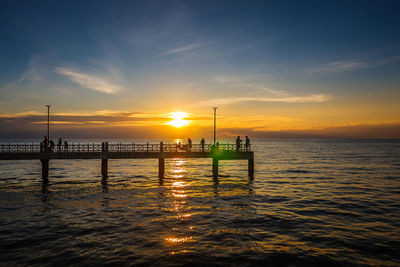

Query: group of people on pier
<box><xmin>175</xmin><ymin>138</ymin><xmax>196</xmax><ymax>151</ymax></box>
<box><xmin>176</xmin><ymin>137</ymin><xmax>251</xmax><ymax>152</ymax></box>
<box><xmin>42</xmin><ymin>136</ymin><xmax>68</xmax><ymax>152</ymax></box>
<box><xmin>236</xmin><ymin>136</ymin><xmax>251</xmax><ymax>152</ymax></box>
<box><xmin>41</xmin><ymin>136</ymin><xmax>251</xmax><ymax>153</ymax></box>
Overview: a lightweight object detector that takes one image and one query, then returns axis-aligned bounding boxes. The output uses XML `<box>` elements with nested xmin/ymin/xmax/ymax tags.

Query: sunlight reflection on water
<box><xmin>0</xmin><ymin>140</ymin><xmax>399</xmax><ymax>265</ymax></box>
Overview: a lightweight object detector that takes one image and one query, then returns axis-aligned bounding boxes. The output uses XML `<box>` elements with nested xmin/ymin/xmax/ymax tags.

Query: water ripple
<box><xmin>0</xmin><ymin>140</ymin><xmax>400</xmax><ymax>265</ymax></box>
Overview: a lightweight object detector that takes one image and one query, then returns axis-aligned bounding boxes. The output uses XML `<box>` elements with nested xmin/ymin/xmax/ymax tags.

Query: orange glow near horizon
<box><xmin>167</xmin><ymin>112</ymin><xmax>190</xmax><ymax>128</ymax></box>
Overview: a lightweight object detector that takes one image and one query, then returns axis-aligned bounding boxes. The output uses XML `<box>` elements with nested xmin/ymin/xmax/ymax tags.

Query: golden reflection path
<box><xmin>164</xmin><ymin>158</ymin><xmax>195</xmax><ymax>253</ymax></box>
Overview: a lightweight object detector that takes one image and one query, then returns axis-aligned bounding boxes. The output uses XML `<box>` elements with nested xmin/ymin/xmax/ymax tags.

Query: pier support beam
<box><xmin>158</xmin><ymin>141</ymin><xmax>164</xmax><ymax>179</ymax></box>
<box><xmin>101</xmin><ymin>159</ymin><xmax>108</xmax><ymax>177</ymax></box>
<box><xmin>248</xmin><ymin>158</ymin><xmax>254</xmax><ymax>178</ymax></box>
<box><xmin>101</xmin><ymin>142</ymin><xmax>108</xmax><ymax>178</ymax></box>
<box><xmin>159</xmin><ymin>158</ymin><xmax>165</xmax><ymax>178</ymax></box>
<box><xmin>212</xmin><ymin>158</ymin><xmax>218</xmax><ymax>177</ymax></box>
<box><xmin>41</xmin><ymin>159</ymin><xmax>49</xmax><ymax>179</ymax></box>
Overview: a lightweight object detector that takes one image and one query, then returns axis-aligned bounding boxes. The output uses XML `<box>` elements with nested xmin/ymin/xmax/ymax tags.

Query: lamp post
<box><xmin>213</xmin><ymin>107</ymin><xmax>217</xmax><ymax>145</ymax></box>
<box><xmin>46</xmin><ymin>105</ymin><xmax>51</xmax><ymax>141</ymax></box>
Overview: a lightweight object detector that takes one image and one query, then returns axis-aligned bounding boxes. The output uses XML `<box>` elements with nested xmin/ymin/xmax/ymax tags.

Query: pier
<box><xmin>0</xmin><ymin>142</ymin><xmax>254</xmax><ymax>179</ymax></box>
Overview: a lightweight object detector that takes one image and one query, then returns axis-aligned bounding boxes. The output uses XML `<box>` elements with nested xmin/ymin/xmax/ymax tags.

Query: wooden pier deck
<box><xmin>0</xmin><ymin>142</ymin><xmax>254</xmax><ymax>179</ymax></box>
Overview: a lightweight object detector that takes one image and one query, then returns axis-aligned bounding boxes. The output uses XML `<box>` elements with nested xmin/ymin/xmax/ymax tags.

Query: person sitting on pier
<box><xmin>200</xmin><ymin>138</ymin><xmax>205</xmax><ymax>152</ymax></box>
<box><xmin>57</xmin><ymin>138</ymin><xmax>62</xmax><ymax>152</ymax></box>
<box><xmin>188</xmin><ymin>138</ymin><xmax>192</xmax><ymax>152</ymax></box>
<box><xmin>245</xmin><ymin>136</ymin><xmax>250</xmax><ymax>151</ymax></box>
<box><xmin>236</xmin><ymin>136</ymin><xmax>242</xmax><ymax>152</ymax></box>
<box><xmin>64</xmin><ymin>141</ymin><xmax>69</xmax><ymax>152</ymax></box>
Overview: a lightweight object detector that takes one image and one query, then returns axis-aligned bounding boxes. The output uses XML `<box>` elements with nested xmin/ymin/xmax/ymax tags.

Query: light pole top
<box><xmin>46</xmin><ymin>104</ymin><xmax>51</xmax><ymax>108</ymax></box>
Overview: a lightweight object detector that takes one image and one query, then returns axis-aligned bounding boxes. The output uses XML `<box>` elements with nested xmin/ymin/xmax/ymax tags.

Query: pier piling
<box><xmin>41</xmin><ymin>159</ymin><xmax>49</xmax><ymax>178</ymax></box>
<box><xmin>101</xmin><ymin>159</ymin><xmax>108</xmax><ymax>177</ymax></box>
<box><xmin>159</xmin><ymin>158</ymin><xmax>165</xmax><ymax>178</ymax></box>
<box><xmin>101</xmin><ymin>142</ymin><xmax>108</xmax><ymax>177</ymax></box>
<box><xmin>248</xmin><ymin>158</ymin><xmax>254</xmax><ymax>178</ymax></box>
<box><xmin>159</xmin><ymin>142</ymin><xmax>165</xmax><ymax>178</ymax></box>
<box><xmin>212</xmin><ymin>158</ymin><xmax>219</xmax><ymax>177</ymax></box>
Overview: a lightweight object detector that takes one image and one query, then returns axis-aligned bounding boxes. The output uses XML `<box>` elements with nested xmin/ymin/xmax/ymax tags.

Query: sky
<box><xmin>0</xmin><ymin>0</ymin><xmax>400</xmax><ymax>139</ymax></box>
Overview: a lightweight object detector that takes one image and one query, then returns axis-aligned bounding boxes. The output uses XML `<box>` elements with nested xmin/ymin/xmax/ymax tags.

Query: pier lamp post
<box><xmin>46</xmin><ymin>105</ymin><xmax>51</xmax><ymax>140</ymax></box>
<box><xmin>213</xmin><ymin>107</ymin><xmax>217</xmax><ymax>145</ymax></box>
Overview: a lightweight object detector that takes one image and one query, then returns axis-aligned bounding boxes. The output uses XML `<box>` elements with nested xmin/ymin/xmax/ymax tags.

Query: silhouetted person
<box><xmin>245</xmin><ymin>136</ymin><xmax>250</xmax><ymax>151</ymax></box>
<box><xmin>57</xmin><ymin>138</ymin><xmax>62</xmax><ymax>152</ymax></box>
<box><xmin>64</xmin><ymin>141</ymin><xmax>68</xmax><ymax>152</ymax></box>
<box><xmin>49</xmin><ymin>140</ymin><xmax>55</xmax><ymax>152</ymax></box>
<box><xmin>43</xmin><ymin>136</ymin><xmax>48</xmax><ymax>151</ymax></box>
<box><xmin>200</xmin><ymin>138</ymin><xmax>205</xmax><ymax>152</ymax></box>
<box><xmin>236</xmin><ymin>136</ymin><xmax>242</xmax><ymax>152</ymax></box>
<box><xmin>188</xmin><ymin>138</ymin><xmax>192</xmax><ymax>151</ymax></box>
<box><xmin>176</xmin><ymin>141</ymin><xmax>182</xmax><ymax>151</ymax></box>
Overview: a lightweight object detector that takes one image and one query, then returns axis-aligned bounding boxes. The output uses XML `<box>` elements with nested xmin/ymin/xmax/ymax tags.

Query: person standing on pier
<box><xmin>236</xmin><ymin>136</ymin><xmax>242</xmax><ymax>152</ymax></box>
<box><xmin>200</xmin><ymin>138</ymin><xmax>205</xmax><ymax>152</ymax></box>
<box><xmin>49</xmin><ymin>140</ymin><xmax>55</xmax><ymax>152</ymax></box>
<box><xmin>57</xmin><ymin>138</ymin><xmax>62</xmax><ymax>152</ymax></box>
<box><xmin>245</xmin><ymin>136</ymin><xmax>250</xmax><ymax>151</ymax></box>
<box><xmin>176</xmin><ymin>141</ymin><xmax>182</xmax><ymax>151</ymax></box>
<box><xmin>43</xmin><ymin>136</ymin><xmax>48</xmax><ymax>152</ymax></box>
<box><xmin>64</xmin><ymin>141</ymin><xmax>69</xmax><ymax>152</ymax></box>
<box><xmin>188</xmin><ymin>138</ymin><xmax>192</xmax><ymax>152</ymax></box>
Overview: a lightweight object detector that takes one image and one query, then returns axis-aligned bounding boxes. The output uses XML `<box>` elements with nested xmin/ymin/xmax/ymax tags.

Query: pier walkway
<box><xmin>0</xmin><ymin>142</ymin><xmax>254</xmax><ymax>179</ymax></box>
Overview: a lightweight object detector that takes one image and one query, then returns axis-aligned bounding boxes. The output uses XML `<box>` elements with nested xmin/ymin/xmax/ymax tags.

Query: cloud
<box><xmin>2</xmin><ymin>54</ymin><xmax>48</xmax><ymax>91</ymax></box>
<box><xmin>206</xmin><ymin>74</ymin><xmax>331</xmax><ymax>105</ymax></box>
<box><xmin>309</xmin><ymin>61</ymin><xmax>367</xmax><ymax>73</ymax></box>
<box><xmin>217</xmin><ymin>123</ymin><xmax>400</xmax><ymax>139</ymax></box>
<box><xmin>308</xmin><ymin>55</ymin><xmax>400</xmax><ymax>74</ymax></box>
<box><xmin>213</xmin><ymin>75</ymin><xmax>286</xmax><ymax>96</ymax></box>
<box><xmin>161</xmin><ymin>43</ymin><xmax>202</xmax><ymax>56</ymax></box>
<box><xmin>1</xmin><ymin>112</ymin><xmax>399</xmax><ymax>139</ymax></box>
<box><xmin>55</xmin><ymin>67</ymin><xmax>122</xmax><ymax>94</ymax></box>
<box><xmin>0</xmin><ymin>110</ymin><xmax>209</xmax><ymax>130</ymax></box>
<box><xmin>201</xmin><ymin>94</ymin><xmax>330</xmax><ymax>105</ymax></box>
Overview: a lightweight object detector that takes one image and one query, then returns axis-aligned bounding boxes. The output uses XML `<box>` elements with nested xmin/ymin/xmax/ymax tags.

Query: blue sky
<box><xmin>0</xmin><ymin>0</ymin><xmax>400</xmax><ymax>138</ymax></box>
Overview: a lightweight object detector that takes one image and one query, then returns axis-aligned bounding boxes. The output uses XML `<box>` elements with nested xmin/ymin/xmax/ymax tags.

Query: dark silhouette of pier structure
<box><xmin>0</xmin><ymin>142</ymin><xmax>254</xmax><ymax>180</ymax></box>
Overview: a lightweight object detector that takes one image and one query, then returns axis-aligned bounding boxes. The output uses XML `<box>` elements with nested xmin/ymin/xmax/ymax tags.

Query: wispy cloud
<box><xmin>213</xmin><ymin>75</ymin><xmax>285</xmax><ymax>95</ymax></box>
<box><xmin>55</xmin><ymin>67</ymin><xmax>122</xmax><ymax>94</ymax></box>
<box><xmin>2</xmin><ymin>54</ymin><xmax>48</xmax><ymax>91</ymax></box>
<box><xmin>207</xmin><ymin>74</ymin><xmax>330</xmax><ymax>106</ymax></box>
<box><xmin>308</xmin><ymin>55</ymin><xmax>400</xmax><ymax>74</ymax></box>
<box><xmin>201</xmin><ymin>94</ymin><xmax>330</xmax><ymax>105</ymax></box>
<box><xmin>161</xmin><ymin>43</ymin><xmax>202</xmax><ymax>56</ymax></box>
<box><xmin>309</xmin><ymin>61</ymin><xmax>367</xmax><ymax>73</ymax></box>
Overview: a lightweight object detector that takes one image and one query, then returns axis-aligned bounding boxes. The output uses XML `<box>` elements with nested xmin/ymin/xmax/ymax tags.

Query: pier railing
<box><xmin>0</xmin><ymin>142</ymin><xmax>252</xmax><ymax>153</ymax></box>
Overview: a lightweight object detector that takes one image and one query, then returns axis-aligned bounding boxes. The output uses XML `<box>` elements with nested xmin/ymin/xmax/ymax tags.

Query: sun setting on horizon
<box><xmin>1</xmin><ymin>1</ymin><xmax>400</xmax><ymax>267</ymax></box>
<box><xmin>167</xmin><ymin>112</ymin><xmax>190</xmax><ymax>128</ymax></box>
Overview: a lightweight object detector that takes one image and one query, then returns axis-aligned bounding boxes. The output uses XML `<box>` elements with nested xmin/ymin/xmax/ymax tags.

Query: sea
<box><xmin>0</xmin><ymin>140</ymin><xmax>399</xmax><ymax>266</ymax></box>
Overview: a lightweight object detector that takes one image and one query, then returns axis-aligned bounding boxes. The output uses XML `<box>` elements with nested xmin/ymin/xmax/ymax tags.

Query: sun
<box><xmin>167</xmin><ymin>112</ymin><xmax>190</xmax><ymax>128</ymax></box>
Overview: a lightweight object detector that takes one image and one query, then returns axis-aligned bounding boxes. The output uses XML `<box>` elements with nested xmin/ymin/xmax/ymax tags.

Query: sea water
<box><xmin>0</xmin><ymin>140</ymin><xmax>399</xmax><ymax>266</ymax></box>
